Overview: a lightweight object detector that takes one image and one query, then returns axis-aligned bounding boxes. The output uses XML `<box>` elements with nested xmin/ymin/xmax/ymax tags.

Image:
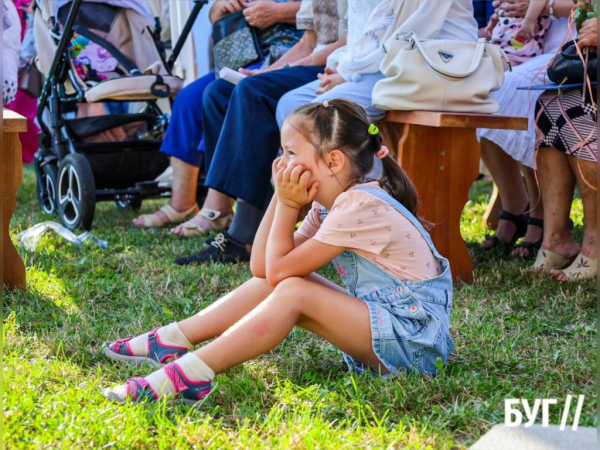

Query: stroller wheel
<box><xmin>115</xmin><ymin>195</ymin><xmax>142</xmax><ymax>212</ymax></box>
<box><xmin>35</xmin><ymin>160</ymin><xmax>59</xmax><ymax>215</ymax></box>
<box><xmin>57</xmin><ymin>154</ymin><xmax>96</xmax><ymax>231</ymax></box>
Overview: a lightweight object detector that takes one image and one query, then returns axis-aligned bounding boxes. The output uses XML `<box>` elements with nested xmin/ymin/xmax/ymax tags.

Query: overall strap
<box><xmin>353</xmin><ymin>186</ymin><xmax>442</xmax><ymax>259</ymax></box>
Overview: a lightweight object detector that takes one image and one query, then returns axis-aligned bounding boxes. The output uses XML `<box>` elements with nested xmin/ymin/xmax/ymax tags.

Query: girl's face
<box><xmin>279</xmin><ymin>119</ymin><xmax>330</xmax><ymax>186</ymax></box>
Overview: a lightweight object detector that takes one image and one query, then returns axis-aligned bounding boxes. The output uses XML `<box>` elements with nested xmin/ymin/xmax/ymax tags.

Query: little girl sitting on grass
<box><xmin>102</xmin><ymin>99</ymin><xmax>455</xmax><ymax>406</ymax></box>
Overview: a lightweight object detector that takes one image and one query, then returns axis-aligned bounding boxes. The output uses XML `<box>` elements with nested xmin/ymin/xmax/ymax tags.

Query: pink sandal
<box><xmin>102</xmin><ymin>328</ymin><xmax>189</xmax><ymax>369</ymax></box>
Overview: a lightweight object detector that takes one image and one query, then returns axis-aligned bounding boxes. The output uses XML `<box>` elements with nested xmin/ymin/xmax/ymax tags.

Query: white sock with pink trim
<box><xmin>126</xmin><ymin>322</ymin><xmax>193</xmax><ymax>356</ymax></box>
<box><xmin>114</xmin><ymin>353</ymin><xmax>215</xmax><ymax>399</ymax></box>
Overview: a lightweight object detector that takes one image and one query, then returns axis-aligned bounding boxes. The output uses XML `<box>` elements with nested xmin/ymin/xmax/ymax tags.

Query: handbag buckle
<box><xmin>398</xmin><ymin>31</ymin><xmax>414</xmax><ymax>44</ymax></box>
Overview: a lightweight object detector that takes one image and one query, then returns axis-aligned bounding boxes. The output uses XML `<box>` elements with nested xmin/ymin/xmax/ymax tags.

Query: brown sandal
<box><xmin>133</xmin><ymin>204</ymin><xmax>198</xmax><ymax>228</ymax></box>
<box><xmin>175</xmin><ymin>208</ymin><xmax>233</xmax><ymax>238</ymax></box>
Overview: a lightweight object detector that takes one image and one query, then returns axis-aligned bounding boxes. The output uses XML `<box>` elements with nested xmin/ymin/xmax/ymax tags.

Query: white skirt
<box><xmin>476</xmin><ymin>18</ymin><xmax>571</xmax><ymax>168</ymax></box>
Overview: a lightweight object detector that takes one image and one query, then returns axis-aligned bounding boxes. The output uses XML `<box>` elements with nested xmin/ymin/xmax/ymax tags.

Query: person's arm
<box><xmin>250</xmin><ymin>159</ymin><xmax>310</xmax><ymax>278</ymax></box>
<box><xmin>209</xmin><ymin>0</ymin><xmax>244</xmax><ymax>25</ymax></box>
<box><xmin>243</xmin><ymin>0</ymin><xmax>301</xmax><ymax>29</ymax></box>
<box><xmin>492</xmin><ymin>0</ymin><xmax>575</xmax><ymax>18</ymax></box>
<box><xmin>518</xmin><ymin>0</ymin><xmax>547</xmax><ymax>38</ymax></box>
<box><xmin>291</xmin><ymin>36</ymin><xmax>347</xmax><ymax>67</ymax></box>
<box><xmin>524</xmin><ymin>0</ymin><xmax>546</xmax><ymax>21</ymax></box>
<box><xmin>265</xmin><ymin>163</ymin><xmax>346</xmax><ymax>286</ymax></box>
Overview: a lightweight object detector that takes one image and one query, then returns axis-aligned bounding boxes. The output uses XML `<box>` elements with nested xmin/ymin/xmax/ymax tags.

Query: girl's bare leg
<box><xmin>177</xmin><ymin>274</ymin><xmax>346</xmax><ymax>345</ymax></box>
<box><xmin>194</xmin><ymin>277</ymin><xmax>388</xmax><ymax>375</ymax></box>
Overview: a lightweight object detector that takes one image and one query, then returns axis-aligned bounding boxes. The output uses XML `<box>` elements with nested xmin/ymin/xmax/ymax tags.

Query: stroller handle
<box><xmin>168</xmin><ymin>0</ymin><xmax>209</xmax><ymax>71</ymax></box>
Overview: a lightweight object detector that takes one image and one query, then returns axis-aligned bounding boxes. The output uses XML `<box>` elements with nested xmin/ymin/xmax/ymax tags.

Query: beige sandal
<box><xmin>529</xmin><ymin>249</ymin><xmax>576</xmax><ymax>272</ymax></box>
<box><xmin>552</xmin><ymin>254</ymin><xmax>597</xmax><ymax>282</ymax></box>
<box><xmin>133</xmin><ymin>204</ymin><xmax>198</xmax><ymax>228</ymax></box>
<box><xmin>177</xmin><ymin>208</ymin><xmax>233</xmax><ymax>238</ymax></box>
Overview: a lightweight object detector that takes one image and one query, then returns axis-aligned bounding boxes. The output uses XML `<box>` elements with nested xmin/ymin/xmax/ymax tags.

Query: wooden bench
<box><xmin>382</xmin><ymin>111</ymin><xmax>527</xmax><ymax>283</ymax></box>
<box><xmin>2</xmin><ymin>109</ymin><xmax>27</xmax><ymax>290</ymax></box>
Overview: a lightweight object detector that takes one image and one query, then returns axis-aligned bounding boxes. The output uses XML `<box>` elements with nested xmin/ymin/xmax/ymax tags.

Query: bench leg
<box><xmin>2</xmin><ymin>131</ymin><xmax>26</xmax><ymax>290</ymax></box>
<box><xmin>392</xmin><ymin>123</ymin><xmax>480</xmax><ymax>283</ymax></box>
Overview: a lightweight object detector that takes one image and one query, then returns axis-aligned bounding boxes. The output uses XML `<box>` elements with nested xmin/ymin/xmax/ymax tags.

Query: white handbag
<box><xmin>372</xmin><ymin>32</ymin><xmax>509</xmax><ymax>114</ymax></box>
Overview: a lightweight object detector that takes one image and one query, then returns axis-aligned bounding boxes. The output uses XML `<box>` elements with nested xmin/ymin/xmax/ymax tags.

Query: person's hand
<box><xmin>578</xmin><ymin>18</ymin><xmax>598</xmax><ymax>49</ymax></box>
<box><xmin>243</xmin><ymin>0</ymin><xmax>280</xmax><ymax>29</ymax></box>
<box><xmin>238</xmin><ymin>67</ymin><xmax>263</xmax><ymax>76</ymax></box>
<box><xmin>484</xmin><ymin>11</ymin><xmax>500</xmax><ymax>39</ymax></box>
<box><xmin>275</xmin><ymin>164</ymin><xmax>319</xmax><ymax>209</ymax></box>
<box><xmin>221</xmin><ymin>0</ymin><xmax>245</xmax><ymax>14</ymax></box>
<box><xmin>492</xmin><ymin>0</ymin><xmax>529</xmax><ymax>18</ymax></box>
<box><xmin>315</xmin><ymin>68</ymin><xmax>345</xmax><ymax>94</ymax></box>
<box><xmin>517</xmin><ymin>19</ymin><xmax>535</xmax><ymax>40</ymax></box>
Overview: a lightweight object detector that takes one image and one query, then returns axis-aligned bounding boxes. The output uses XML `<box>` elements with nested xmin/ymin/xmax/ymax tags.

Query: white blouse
<box><xmin>327</xmin><ymin>0</ymin><xmax>478</xmax><ymax>81</ymax></box>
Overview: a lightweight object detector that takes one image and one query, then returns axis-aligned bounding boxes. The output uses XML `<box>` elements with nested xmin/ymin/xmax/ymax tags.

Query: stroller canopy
<box><xmin>36</xmin><ymin>0</ymin><xmax>182</xmax><ymax>101</ymax></box>
<box><xmin>53</xmin><ymin>0</ymin><xmax>154</xmax><ymax>26</ymax></box>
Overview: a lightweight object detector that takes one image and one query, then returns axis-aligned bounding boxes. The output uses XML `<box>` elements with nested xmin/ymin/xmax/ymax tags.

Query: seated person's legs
<box><xmin>133</xmin><ymin>72</ymin><xmax>217</xmax><ymax>227</ymax></box>
<box><xmin>176</xmin><ymin>66</ymin><xmax>324</xmax><ymax>263</ymax></box>
<box><xmin>479</xmin><ymin>138</ymin><xmax>531</xmax><ymax>250</ymax></box>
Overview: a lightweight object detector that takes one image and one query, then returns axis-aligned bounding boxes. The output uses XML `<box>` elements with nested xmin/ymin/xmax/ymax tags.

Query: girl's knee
<box><xmin>274</xmin><ymin>276</ymin><xmax>305</xmax><ymax>292</ymax></box>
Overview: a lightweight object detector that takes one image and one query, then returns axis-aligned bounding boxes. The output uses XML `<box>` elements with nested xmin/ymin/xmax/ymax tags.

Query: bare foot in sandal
<box><xmin>132</xmin><ymin>203</ymin><xmax>198</xmax><ymax>228</ymax></box>
<box><xmin>171</xmin><ymin>189</ymin><xmax>234</xmax><ymax>237</ymax></box>
<box><xmin>171</xmin><ymin>208</ymin><xmax>233</xmax><ymax>237</ymax></box>
<box><xmin>550</xmin><ymin>236</ymin><xmax>597</xmax><ymax>281</ymax></box>
<box><xmin>529</xmin><ymin>232</ymin><xmax>580</xmax><ymax>272</ymax></box>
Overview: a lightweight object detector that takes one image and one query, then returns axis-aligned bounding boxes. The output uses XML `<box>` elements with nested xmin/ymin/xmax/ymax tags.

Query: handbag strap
<box><xmin>407</xmin><ymin>32</ymin><xmax>487</xmax><ymax>79</ymax></box>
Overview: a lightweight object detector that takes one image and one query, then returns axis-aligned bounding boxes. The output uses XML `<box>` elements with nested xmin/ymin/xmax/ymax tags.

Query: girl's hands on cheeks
<box><xmin>273</xmin><ymin>160</ymin><xmax>319</xmax><ymax>209</ymax></box>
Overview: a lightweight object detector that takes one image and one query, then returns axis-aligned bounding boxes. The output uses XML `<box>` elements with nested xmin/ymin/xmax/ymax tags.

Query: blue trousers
<box><xmin>202</xmin><ymin>65</ymin><xmax>324</xmax><ymax>209</ymax></box>
<box><xmin>160</xmin><ymin>61</ymin><xmax>264</xmax><ymax>167</ymax></box>
<box><xmin>159</xmin><ymin>71</ymin><xmax>215</xmax><ymax>167</ymax></box>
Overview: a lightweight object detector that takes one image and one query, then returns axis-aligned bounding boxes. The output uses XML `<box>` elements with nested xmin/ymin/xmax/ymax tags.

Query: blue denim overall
<box><xmin>322</xmin><ymin>186</ymin><xmax>455</xmax><ymax>376</ymax></box>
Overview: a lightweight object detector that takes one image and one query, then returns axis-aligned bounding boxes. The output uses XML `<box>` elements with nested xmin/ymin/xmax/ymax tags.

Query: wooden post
<box><xmin>2</xmin><ymin>109</ymin><xmax>27</xmax><ymax>290</ymax></box>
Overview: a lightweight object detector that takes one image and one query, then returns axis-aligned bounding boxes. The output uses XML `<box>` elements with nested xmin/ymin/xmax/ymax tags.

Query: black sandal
<box><xmin>481</xmin><ymin>207</ymin><xmax>529</xmax><ymax>251</ymax></box>
<box><xmin>513</xmin><ymin>217</ymin><xmax>544</xmax><ymax>260</ymax></box>
<box><xmin>513</xmin><ymin>217</ymin><xmax>574</xmax><ymax>260</ymax></box>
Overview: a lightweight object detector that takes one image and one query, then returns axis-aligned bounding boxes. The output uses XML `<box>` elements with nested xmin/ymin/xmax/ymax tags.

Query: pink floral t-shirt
<box><xmin>296</xmin><ymin>182</ymin><xmax>442</xmax><ymax>281</ymax></box>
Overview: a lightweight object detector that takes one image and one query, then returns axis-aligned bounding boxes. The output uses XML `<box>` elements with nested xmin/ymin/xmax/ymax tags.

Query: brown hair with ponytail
<box><xmin>287</xmin><ymin>99</ymin><xmax>431</xmax><ymax>228</ymax></box>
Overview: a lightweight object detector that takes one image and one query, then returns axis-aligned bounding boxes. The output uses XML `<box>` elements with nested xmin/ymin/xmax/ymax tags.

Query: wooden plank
<box><xmin>385</xmin><ymin>110</ymin><xmax>528</xmax><ymax>131</ymax></box>
<box><xmin>2</xmin><ymin>113</ymin><xmax>27</xmax><ymax>290</ymax></box>
<box><xmin>3</xmin><ymin>109</ymin><xmax>28</xmax><ymax>133</ymax></box>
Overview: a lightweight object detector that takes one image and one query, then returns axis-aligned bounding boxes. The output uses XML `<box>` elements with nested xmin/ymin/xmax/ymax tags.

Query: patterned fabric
<box><xmin>490</xmin><ymin>10</ymin><xmax>551</xmax><ymax>64</ymax></box>
<box><xmin>296</xmin><ymin>0</ymin><xmax>348</xmax><ymax>47</ymax></box>
<box><xmin>296</xmin><ymin>182</ymin><xmax>442</xmax><ymax>281</ymax></box>
<box><xmin>536</xmin><ymin>89</ymin><xmax>598</xmax><ymax>162</ymax></box>
<box><xmin>257</xmin><ymin>0</ymin><xmax>304</xmax><ymax>62</ymax></box>
<box><xmin>3</xmin><ymin>0</ymin><xmax>20</xmax><ymax>105</ymax></box>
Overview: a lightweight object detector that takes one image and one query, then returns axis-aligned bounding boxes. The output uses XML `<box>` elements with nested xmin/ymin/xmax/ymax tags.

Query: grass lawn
<box><xmin>4</xmin><ymin>166</ymin><xmax>596</xmax><ymax>449</ymax></box>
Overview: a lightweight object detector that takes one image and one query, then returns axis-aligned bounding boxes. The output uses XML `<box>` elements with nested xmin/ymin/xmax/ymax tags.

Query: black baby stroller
<box><xmin>33</xmin><ymin>0</ymin><xmax>207</xmax><ymax>230</ymax></box>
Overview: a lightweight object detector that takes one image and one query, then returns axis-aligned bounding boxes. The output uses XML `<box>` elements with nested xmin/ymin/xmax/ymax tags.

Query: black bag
<box><xmin>19</xmin><ymin>64</ymin><xmax>45</xmax><ymax>98</ymax></box>
<box><xmin>212</xmin><ymin>10</ymin><xmax>263</xmax><ymax>77</ymax></box>
<box><xmin>548</xmin><ymin>40</ymin><xmax>597</xmax><ymax>84</ymax></box>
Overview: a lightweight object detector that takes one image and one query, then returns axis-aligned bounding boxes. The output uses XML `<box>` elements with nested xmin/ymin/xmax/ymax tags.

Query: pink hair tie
<box><xmin>322</xmin><ymin>100</ymin><xmax>329</xmax><ymax>108</ymax></box>
<box><xmin>376</xmin><ymin>146</ymin><xmax>389</xmax><ymax>159</ymax></box>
